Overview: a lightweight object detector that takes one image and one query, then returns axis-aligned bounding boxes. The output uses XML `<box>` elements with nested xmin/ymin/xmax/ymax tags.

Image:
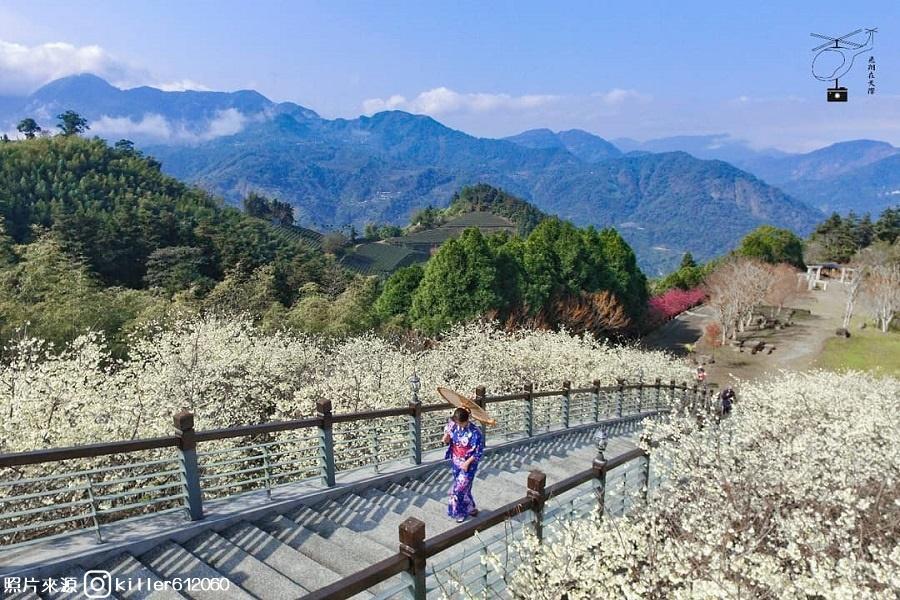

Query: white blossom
<box><xmin>498</xmin><ymin>371</ymin><xmax>900</xmax><ymax>599</ymax></box>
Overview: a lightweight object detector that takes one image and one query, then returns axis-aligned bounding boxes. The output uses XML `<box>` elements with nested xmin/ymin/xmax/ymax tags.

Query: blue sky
<box><xmin>0</xmin><ymin>0</ymin><xmax>897</xmax><ymax>150</ymax></box>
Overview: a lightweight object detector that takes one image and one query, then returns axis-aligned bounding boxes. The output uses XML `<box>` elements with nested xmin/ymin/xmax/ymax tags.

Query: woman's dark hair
<box><xmin>452</xmin><ymin>407</ymin><xmax>470</xmax><ymax>423</ymax></box>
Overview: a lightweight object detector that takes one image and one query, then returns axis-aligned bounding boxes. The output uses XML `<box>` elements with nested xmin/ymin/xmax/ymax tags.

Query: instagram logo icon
<box><xmin>83</xmin><ymin>570</ymin><xmax>112</xmax><ymax>598</ymax></box>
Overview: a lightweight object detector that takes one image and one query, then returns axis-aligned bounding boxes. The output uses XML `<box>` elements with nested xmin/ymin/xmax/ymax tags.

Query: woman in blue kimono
<box><xmin>442</xmin><ymin>407</ymin><xmax>485</xmax><ymax>523</ymax></box>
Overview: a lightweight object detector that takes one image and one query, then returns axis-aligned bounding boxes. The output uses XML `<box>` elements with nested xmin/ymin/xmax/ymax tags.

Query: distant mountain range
<box><xmin>7</xmin><ymin>74</ymin><xmax>895</xmax><ymax>274</ymax></box>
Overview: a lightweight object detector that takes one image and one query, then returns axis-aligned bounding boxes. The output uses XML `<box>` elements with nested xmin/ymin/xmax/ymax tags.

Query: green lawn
<box><xmin>816</xmin><ymin>323</ymin><xmax>900</xmax><ymax>377</ymax></box>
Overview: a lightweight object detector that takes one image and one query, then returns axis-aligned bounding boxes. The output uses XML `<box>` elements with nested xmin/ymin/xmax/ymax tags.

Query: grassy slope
<box><xmin>815</xmin><ymin>322</ymin><xmax>900</xmax><ymax>377</ymax></box>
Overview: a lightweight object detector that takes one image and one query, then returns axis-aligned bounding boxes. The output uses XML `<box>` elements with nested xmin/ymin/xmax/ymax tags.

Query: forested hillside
<box><xmin>0</xmin><ymin>136</ymin><xmax>651</xmax><ymax>346</ymax></box>
<box><xmin>0</xmin><ymin>135</ymin><xmax>340</xmax><ymax>347</ymax></box>
<box><xmin>0</xmin><ymin>136</ymin><xmax>327</xmax><ymax>289</ymax></box>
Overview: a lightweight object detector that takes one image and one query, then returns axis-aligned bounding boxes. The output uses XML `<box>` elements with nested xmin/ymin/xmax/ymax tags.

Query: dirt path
<box><xmin>642</xmin><ymin>285</ymin><xmax>847</xmax><ymax>388</ymax></box>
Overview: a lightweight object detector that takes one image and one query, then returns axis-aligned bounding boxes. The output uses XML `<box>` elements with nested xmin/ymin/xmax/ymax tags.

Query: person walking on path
<box><xmin>719</xmin><ymin>386</ymin><xmax>736</xmax><ymax>416</ymax></box>
<box><xmin>442</xmin><ymin>407</ymin><xmax>485</xmax><ymax>523</ymax></box>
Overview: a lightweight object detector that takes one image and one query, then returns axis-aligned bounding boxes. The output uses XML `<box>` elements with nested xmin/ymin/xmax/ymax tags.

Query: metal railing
<box><xmin>0</xmin><ymin>378</ymin><xmax>711</xmax><ymax>547</ymax></box>
<box><xmin>300</xmin><ymin>444</ymin><xmax>657</xmax><ymax>600</ymax></box>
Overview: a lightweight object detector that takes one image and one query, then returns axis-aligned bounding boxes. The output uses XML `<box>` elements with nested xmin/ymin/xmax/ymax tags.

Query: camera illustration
<box><xmin>827</xmin><ymin>86</ymin><xmax>848</xmax><ymax>102</ymax></box>
<box><xmin>82</xmin><ymin>571</ymin><xmax>112</xmax><ymax>599</ymax></box>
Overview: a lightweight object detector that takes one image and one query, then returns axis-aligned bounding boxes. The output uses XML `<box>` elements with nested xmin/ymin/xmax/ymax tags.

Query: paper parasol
<box><xmin>437</xmin><ymin>387</ymin><xmax>497</xmax><ymax>426</ymax></box>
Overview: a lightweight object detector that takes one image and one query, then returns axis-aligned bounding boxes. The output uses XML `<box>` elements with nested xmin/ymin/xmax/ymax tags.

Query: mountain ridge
<box><xmin>0</xmin><ymin>75</ymin><xmax>827</xmax><ymax>274</ymax></box>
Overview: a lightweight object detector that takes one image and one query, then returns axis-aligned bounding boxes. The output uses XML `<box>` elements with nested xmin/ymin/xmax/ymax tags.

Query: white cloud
<box><xmin>0</xmin><ymin>38</ymin><xmax>210</xmax><ymax>96</ymax></box>
<box><xmin>152</xmin><ymin>79</ymin><xmax>211</xmax><ymax>92</ymax></box>
<box><xmin>0</xmin><ymin>39</ymin><xmax>137</xmax><ymax>95</ymax></box>
<box><xmin>592</xmin><ymin>88</ymin><xmax>652</xmax><ymax>106</ymax></box>
<box><xmin>362</xmin><ymin>87</ymin><xmax>559</xmax><ymax>116</ymax></box>
<box><xmin>91</xmin><ymin>108</ymin><xmax>249</xmax><ymax>143</ymax></box>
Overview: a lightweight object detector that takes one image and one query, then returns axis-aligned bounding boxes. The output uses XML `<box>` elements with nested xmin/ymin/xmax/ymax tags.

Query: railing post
<box><xmin>637</xmin><ymin>380</ymin><xmax>644</xmax><ymax>413</ymax></box>
<box><xmin>261</xmin><ymin>444</ymin><xmax>273</xmax><ymax>498</ymax></box>
<box><xmin>681</xmin><ymin>381</ymin><xmax>689</xmax><ymax>414</ymax></box>
<box><xmin>654</xmin><ymin>378</ymin><xmax>662</xmax><ymax>413</ymax></box>
<box><xmin>616</xmin><ymin>379</ymin><xmax>625</xmax><ymax>418</ymax></box>
<box><xmin>523</xmin><ymin>383</ymin><xmax>534</xmax><ymax>437</ymax></box>
<box><xmin>669</xmin><ymin>379</ymin><xmax>677</xmax><ymax>411</ymax></box>
<box><xmin>643</xmin><ymin>453</ymin><xmax>651</xmax><ymax>503</ymax></box>
<box><xmin>408</xmin><ymin>373</ymin><xmax>422</xmax><ymax>465</ymax></box>
<box><xmin>408</xmin><ymin>400</ymin><xmax>422</xmax><ymax>466</ymax></box>
<box><xmin>399</xmin><ymin>517</ymin><xmax>427</xmax><ymax>600</ymax></box>
<box><xmin>592</xmin><ymin>430</ymin><xmax>608</xmax><ymax>518</ymax></box>
<box><xmin>527</xmin><ymin>470</ymin><xmax>547</xmax><ymax>543</ymax></box>
<box><xmin>591</xmin><ymin>379</ymin><xmax>601</xmax><ymax>422</ymax></box>
<box><xmin>84</xmin><ymin>475</ymin><xmax>103</xmax><ymax>542</ymax></box>
<box><xmin>174</xmin><ymin>410</ymin><xmax>204</xmax><ymax>521</ymax></box>
<box><xmin>691</xmin><ymin>384</ymin><xmax>699</xmax><ymax>414</ymax></box>
<box><xmin>474</xmin><ymin>386</ymin><xmax>487</xmax><ymax>445</ymax></box>
<box><xmin>561</xmin><ymin>380</ymin><xmax>571</xmax><ymax>429</ymax></box>
<box><xmin>317</xmin><ymin>399</ymin><xmax>336</xmax><ymax>487</ymax></box>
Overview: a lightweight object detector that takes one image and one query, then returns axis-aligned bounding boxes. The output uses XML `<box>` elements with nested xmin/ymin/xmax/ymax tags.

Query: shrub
<box><xmin>645</xmin><ymin>287</ymin><xmax>707</xmax><ymax>328</ymax></box>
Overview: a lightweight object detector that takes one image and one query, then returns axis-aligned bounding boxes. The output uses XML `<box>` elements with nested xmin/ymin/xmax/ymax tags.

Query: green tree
<box><xmin>243</xmin><ymin>192</ymin><xmax>271</xmax><ymax>219</ymax></box>
<box><xmin>737</xmin><ymin>225</ymin><xmax>804</xmax><ymax>268</ymax></box>
<box><xmin>56</xmin><ymin>111</ymin><xmax>89</xmax><ymax>137</ymax></box>
<box><xmin>807</xmin><ymin>213</ymin><xmax>857</xmax><ymax>262</ymax></box>
<box><xmin>520</xmin><ymin>220</ymin><xmax>564</xmax><ymax>311</ymax></box>
<box><xmin>0</xmin><ymin>232</ymin><xmax>144</xmax><ymax>347</ymax></box>
<box><xmin>374</xmin><ymin>264</ymin><xmax>424</xmax><ymax>320</ymax></box>
<box><xmin>114</xmin><ymin>139</ymin><xmax>137</xmax><ymax>155</ymax></box>
<box><xmin>410</xmin><ymin>205</ymin><xmax>440</xmax><ymax>229</ymax></box>
<box><xmin>287</xmin><ymin>276</ymin><xmax>378</xmax><ymax>335</ymax></box>
<box><xmin>874</xmin><ymin>207</ymin><xmax>900</xmax><ymax>245</ymax></box>
<box><xmin>144</xmin><ymin>246</ymin><xmax>212</xmax><ymax>296</ymax></box>
<box><xmin>410</xmin><ymin>228</ymin><xmax>501</xmax><ymax>333</ymax></box>
<box><xmin>203</xmin><ymin>264</ymin><xmax>281</xmax><ymax>318</ymax></box>
<box><xmin>680</xmin><ymin>252</ymin><xmax>697</xmax><ymax>269</ymax></box>
<box><xmin>322</xmin><ymin>232</ymin><xmax>349</xmax><ymax>256</ymax></box>
<box><xmin>598</xmin><ymin>228</ymin><xmax>648</xmax><ymax>317</ymax></box>
<box><xmin>270</xmin><ymin>199</ymin><xmax>294</xmax><ymax>226</ymax></box>
<box><xmin>16</xmin><ymin>118</ymin><xmax>41</xmax><ymax>139</ymax></box>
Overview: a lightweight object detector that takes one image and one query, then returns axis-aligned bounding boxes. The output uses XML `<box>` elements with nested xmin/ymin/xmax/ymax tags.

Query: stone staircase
<box><xmin>1</xmin><ymin>426</ymin><xmax>641</xmax><ymax>600</ymax></box>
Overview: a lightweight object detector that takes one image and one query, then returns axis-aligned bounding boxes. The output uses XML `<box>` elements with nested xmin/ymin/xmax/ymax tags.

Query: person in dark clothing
<box><xmin>719</xmin><ymin>387</ymin><xmax>736</xmax><ymax>415</ymax></box>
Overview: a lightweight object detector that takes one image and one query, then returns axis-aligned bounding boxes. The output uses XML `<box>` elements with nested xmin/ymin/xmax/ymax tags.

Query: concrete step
<box><xmin>288</xmin><ymin>506</ymin><xmax>395</xmax><ymax>564</ymax></box>
<box><xmin>391</xmin><ymin>470</ymin><xmax>523</xmax><ymax>511</ymax></box>
<box><xmin>258</xmin><ymin>516</ymin><xmax>391</xmax><ymax>597</ymax></box>
<box><xmin>220</xmin><ymin>522</ymin><xmax>342</xmax><ymax>594</ymax></box>
<box><xmin>138</xmin><ymin>542</ymin><xmax>253</xmax><ymax>600</ymax></box>
<box><xmin>98</xmin><ymin>553</ymin><xmax>186</xmax><ymax>600</ymax></box>
<box><xmin>308</xmin><ymin>494</ymin><xmax>391</xmax><ymax>528</ymax></box>
<box><xmin>4</xmin><ymin>591</ymin><xmax>41</xmax><ymax>600</ymax></box>
<box><xmin>182</xmin><ymin>531</ymin><xmax>307</xmax><ymax>598</ymax></box>
<box><xmin>384</xmin><ymin>486</ymin><xmax>450</xmax><ymax>518</ymax></box>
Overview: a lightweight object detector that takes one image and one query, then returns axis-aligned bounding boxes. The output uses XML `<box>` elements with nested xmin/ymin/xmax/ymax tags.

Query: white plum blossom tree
<box><xmin>0</xmin><ymin>316</ymin><xmax>690</xmax><ymax>453</ymax></box>
<box><xmin>495</xmin><ymin>371</ymin><xmax>900</xmax><ymax>599</ymax></box>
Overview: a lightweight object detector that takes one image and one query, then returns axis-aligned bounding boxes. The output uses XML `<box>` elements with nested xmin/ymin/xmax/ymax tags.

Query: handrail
<box><xmin>423</xmin><ymin>495</ymin><xmax>536</xmax><ymax>557</ymax></box>
<box><xmin>0</xmin><ymin>436</ymin><xmax>179</xmax><ymax>468</ymax></box>
<box><xmin>0</xmin><ymin>381</ymin><xmax>693</xmax><ymax>467</ymax></box>
<box><xmin>193</xmin><ymin>417</ymin><xmax>321</xmax><ymax>442</ymax></box>
<box><xmin>299</xmin><ymin>553</ymin><xmax>410</xmax><ymax>600</ymax></box>
<box><xmin>332</xmin><ymin>406</ymin><xmax>411</xmax><ymax>424</ymax></box>
<box><xmin>297</xmin><ymin>444</ymin><xmax>656</xmax><ymax>600</ymax></box>
<box><xmin>1</xmin><ymin>377</ymin><xmax>713</xmax><ymax>549</ymax></box>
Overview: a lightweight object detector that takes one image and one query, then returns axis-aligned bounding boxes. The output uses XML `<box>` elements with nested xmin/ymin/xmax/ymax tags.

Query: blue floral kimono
<box><xmin>444</xmin><ymin>420</ymin><xmax>485</xmax><ymax>520</ymax></box>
